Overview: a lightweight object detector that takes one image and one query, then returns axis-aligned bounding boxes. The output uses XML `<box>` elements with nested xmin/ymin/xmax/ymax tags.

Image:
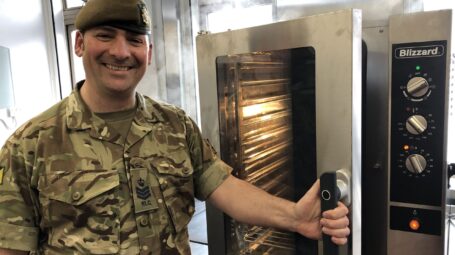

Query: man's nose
<box><xmin>109</xmin><ymin>37</ymin><xmax>131</xmax><ymax>60</ymax></box>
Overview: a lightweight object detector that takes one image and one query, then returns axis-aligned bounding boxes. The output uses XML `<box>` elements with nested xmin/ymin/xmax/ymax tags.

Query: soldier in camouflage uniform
<box><xmin>0</xmin><ymin>0</ymin><xmax>350</xmax><ymax>254</ymax></box>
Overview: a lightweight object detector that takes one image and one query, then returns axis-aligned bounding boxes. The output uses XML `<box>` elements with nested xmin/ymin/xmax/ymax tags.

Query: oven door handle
<box><xmin>320</xmin><ymin>169</ymin><xmax>350</xmax><ymax>255</ymax></box>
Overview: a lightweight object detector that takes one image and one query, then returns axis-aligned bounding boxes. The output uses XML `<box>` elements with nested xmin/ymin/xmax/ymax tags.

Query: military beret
<box><xmin>75</xmin><ymin>0</ymin><xmax>151</xmax><ymax>34</ymax></box>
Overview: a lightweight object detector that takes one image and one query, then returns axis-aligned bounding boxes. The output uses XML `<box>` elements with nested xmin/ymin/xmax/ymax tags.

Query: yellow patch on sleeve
<box><xmin>0</xmin><ymin>168</ymin><xmax>4</xmax><ymax>185</ymax></box>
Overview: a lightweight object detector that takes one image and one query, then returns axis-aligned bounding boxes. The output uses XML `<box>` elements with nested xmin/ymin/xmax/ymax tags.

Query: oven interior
<box><xmin>216</xmin><ymin>47</ymin><xmax>319</xmax><ymax>254</ymax></box>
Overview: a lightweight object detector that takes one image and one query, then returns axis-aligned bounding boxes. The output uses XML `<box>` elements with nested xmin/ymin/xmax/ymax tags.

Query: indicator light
<box><xmin>403</xmin><ymin>145</ymin><xmax>410</xmax><ymax>150</ymax></box>
<box><xmin>409</xmin><ymin>218</ymin><xmax>420</xmax><ymax>231</ymax></box>
<box><xmin>416</xmin><ymin>65</ymin><xmax>421</xmax><ymax>71</ymax></box>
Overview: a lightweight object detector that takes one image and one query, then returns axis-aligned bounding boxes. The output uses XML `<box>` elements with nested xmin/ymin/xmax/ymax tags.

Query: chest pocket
<box><xmin>148</xmin><ymin>149</ymin><xmax>195</xmax><ymax>233</ymax></box>
<box><xmin>38</xmin><ymin>169</ymin><xmax>120</xmax><ymax>254</ymax></box>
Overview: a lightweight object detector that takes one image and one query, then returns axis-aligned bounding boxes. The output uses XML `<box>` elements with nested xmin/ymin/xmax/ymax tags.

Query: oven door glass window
<box><xmin>216</xmin><ymin>47</ymin><xmax>317</xmax><ymax>254</ymax></box>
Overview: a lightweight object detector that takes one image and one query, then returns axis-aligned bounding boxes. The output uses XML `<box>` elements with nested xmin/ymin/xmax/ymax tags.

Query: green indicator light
<box><xmin>416</xmin><ymin>65</ymin><xmax>421</xmax><ymax>71</ymax></box>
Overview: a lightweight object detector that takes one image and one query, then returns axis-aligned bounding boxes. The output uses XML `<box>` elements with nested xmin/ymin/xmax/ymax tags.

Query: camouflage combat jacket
<box><xmin>0</xmin><ymin>88</ymin><xmax>231</xmax><ymax>254</ymax></box>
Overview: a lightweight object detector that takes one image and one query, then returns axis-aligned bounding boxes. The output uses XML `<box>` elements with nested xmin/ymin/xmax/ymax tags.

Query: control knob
<box><xmin>405</xmin><ymin>154</ymin><xmax>427</xmax><ymax>174</ymax></box>
<box><xmin>406</xmin><ymin>77</ymin><xmax>430</xmax><ymax>98</ymax></box>
<box><xmin>406</xmin><ymin>115</ymin><xmax>428</xmax><ymax>135</ymax></box>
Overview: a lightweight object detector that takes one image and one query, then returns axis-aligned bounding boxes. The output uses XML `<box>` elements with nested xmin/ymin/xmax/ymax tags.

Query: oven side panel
<box><xmin>361</xmin><ymin>26</ymin><xmax>390</xmax><ymax>255</ymax></box>
<box><xmin>388</xmin><ymin>10</ymin><xmax>452</xmax><ymax>255</ymax></box>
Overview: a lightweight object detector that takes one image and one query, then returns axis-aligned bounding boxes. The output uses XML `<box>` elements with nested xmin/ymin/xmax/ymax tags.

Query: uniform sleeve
<box><xmin>184</xmin><ymin>116</ymin><xmax>232</xmax><ymax>201</ymax></box>
<box><xmin>0</xmin><ymin>134</ymin><xmax>39</xmax><ymax>251</ymax></box>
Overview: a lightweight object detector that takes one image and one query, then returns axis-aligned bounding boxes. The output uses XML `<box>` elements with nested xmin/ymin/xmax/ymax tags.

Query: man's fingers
<box><xmin>331</xmin><ymin>236</ymin><xmax>348</xmax><ymax>245</ymax></box>
<box><xmin>322</xmin><ymin>225</ymin><xmax>350</xmax><ymax>238</ymax></box>
<box><xmin>320</xmin><ymin>216</ymin><xmax>349</xmax><ymax>229</ymax></box>
<box><xmin>307</xmin><ymin>179</ymin><xmax>321</xmax><ymax>196</ymax></box>
<box><xmin>319</xmin><ymin>201</ymin><xmax>350</xmax><ymax>245</ymax></box>
<box><xmin>322</xmin><ymin>202</ymin><xmax>349</xmax><ymax>219</ymax></box>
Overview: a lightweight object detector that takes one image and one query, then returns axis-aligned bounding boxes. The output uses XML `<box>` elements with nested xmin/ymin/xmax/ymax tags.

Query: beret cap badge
<box><xmin>138</xmin><ymin>3</ymin><xmax>151</xmax><ymax>27</ymax></box>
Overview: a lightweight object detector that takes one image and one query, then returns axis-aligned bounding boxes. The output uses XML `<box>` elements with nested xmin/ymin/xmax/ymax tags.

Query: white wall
<box><xmin>0</xmin><ymin>0</ymin><xmax>59</xmax><ymax>145</ymax></box>
<box><xmin>423</xmin><ymin>1</ymin><xmax>455</xmax><ymax>164</ymax></box>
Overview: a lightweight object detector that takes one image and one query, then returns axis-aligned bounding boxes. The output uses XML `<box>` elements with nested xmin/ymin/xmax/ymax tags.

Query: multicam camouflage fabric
<box><xmin>0</xmin><ymin>85</ymin><xmax>231</xmax><ymax>254</ymax></box>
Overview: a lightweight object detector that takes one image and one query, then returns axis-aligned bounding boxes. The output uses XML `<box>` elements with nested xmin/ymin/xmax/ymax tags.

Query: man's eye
<box><xmin>129</xmin><ymin>38</ymin><xmax>143</xmax><ymax>45</ymax></box>
<box><xmin>96</xmin><ymin>34</ymin><xmax>113</xmax><ymax>40</ymax></box>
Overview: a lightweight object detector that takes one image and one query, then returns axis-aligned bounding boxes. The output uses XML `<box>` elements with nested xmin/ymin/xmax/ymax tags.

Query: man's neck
<box><xmin>79</xmin><ymin>81</ymin><xmax>136</xmax><ymax>113</ymax></box>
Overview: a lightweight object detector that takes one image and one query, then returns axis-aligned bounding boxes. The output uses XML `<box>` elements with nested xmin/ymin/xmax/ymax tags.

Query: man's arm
<box><xmin>208</xmin><ymin>175</ymin><xmax>350</xmax><ymax>244</ymax></box>
<box><xmin>0</xmin><ymin>248</ymin><xmax>29</xmax><ymax>255</ymax></box>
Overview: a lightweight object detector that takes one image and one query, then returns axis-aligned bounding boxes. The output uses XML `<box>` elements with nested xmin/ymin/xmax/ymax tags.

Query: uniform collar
<box><xmin>66</xmin><ymin>81</ymin><xmax>165</xmax><ymax>135</ymax></box>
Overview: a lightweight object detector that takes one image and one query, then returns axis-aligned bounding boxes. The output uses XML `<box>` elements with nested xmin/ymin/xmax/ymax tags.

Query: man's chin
<box><xmin>104</xmin><ymin>84</ymin><xmax>136</xmax><ymax>97</ymax></box>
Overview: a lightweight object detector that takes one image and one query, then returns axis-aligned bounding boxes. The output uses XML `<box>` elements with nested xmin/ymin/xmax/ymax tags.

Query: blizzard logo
<box><xmin>395</xmin><ymin>45</ymin><xmax>444</xmax><ymax>59</ymax></box>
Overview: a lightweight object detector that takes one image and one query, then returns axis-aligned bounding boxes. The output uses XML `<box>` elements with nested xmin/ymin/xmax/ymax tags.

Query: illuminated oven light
<box><xmin>259</xmin><ymin>134</ymin><xmax>271</xmax><ymax>140</ymax></box>
<box><xmin>260</xmin><ymin>115</ymin><xmax>272</xmax><ymax>121</ymax></box>
<box><xmin>242</xmin><ymin>105</ymin><xmax>260</xmax><ymax>118</ymax></box>
<box><xmin>243</xmin><ymin>104</ymin><xmax>268</xmax><ymax>118</ymax></box>
<box><xmin>409</xmin><ymin>218</ymin><xmax>421</xmax><ymax>231</ymax></box>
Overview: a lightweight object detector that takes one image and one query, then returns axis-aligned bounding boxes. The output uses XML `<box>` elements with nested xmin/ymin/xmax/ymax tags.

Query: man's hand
<box><xmin>321</xmin><ymin>202</ymin><xmax>350</xmax><ymax>245</ymax></box>
<box><xmin>293</xmin><ymin>180</ymin><xmax>350</xmax><ymax>245</ymax></box>
<box><xmin>208</xmin><ymin>176</ymin><xmax>350</xmax><ymax>245</ymax></box>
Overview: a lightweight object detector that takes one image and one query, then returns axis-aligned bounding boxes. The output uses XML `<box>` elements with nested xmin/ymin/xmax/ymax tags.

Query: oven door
<box><xmin>196</xmin><ymin>9</ymin><xmax>362</xmax><ymax>255</ymax></box>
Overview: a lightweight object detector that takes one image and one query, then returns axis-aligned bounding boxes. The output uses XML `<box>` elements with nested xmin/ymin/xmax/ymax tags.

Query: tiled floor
<box><xmin>189</xmin><ymin>200</ymin><xmax>208</xmax><ymax>255</ymax></box>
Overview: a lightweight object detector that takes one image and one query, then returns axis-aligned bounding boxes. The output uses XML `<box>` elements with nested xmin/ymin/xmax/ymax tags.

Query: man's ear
<box><xmin>74</xmin><ymin>31</ymin><xmax>84</xmax><ymax>57</ymax></box>
<box><xmin>148</xmin><ymin>43</ymin><xmax>153</xmax><ymax>65</ymax></box>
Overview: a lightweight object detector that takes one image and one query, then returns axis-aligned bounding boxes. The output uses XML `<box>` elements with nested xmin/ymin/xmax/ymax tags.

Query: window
<box><xmin>65</xmin><ymin>0</ymin><xmax>84</xmax><ymax>8</ymax></box>
<box><xmin>207</xmin><ymin>4</ymin><xmax>273</xmax><ymax>33</ymax></box>
<box><xmin>423</xmin><ymin>1</ymin><xmax>455</xmax><ymax>164</ymax></box>
<box><xmin>0</xmin><ymin>1</ymin><xmax>60</xmax><ymax>145</ymax></box>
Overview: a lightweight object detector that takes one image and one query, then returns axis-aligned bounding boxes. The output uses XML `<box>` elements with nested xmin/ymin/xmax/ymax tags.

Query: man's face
<box><xmin>74</xmin><ymin>26</ymin><xmax>152</xmax><ymax>97</ymax></box>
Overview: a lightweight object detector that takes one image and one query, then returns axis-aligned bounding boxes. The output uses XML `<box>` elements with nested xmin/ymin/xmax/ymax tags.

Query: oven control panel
<box><xmin>390</xmin><ymin>40</ymin><xmax>447</xmax><ymax>234</ymax></box>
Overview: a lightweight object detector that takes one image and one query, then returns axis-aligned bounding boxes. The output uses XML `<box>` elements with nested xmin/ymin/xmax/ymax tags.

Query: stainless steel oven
<box><xmin>195</xmin><ymin>6</ymin><xmax>453</xmax><ymax>255</ymax></box>
<box><xmin>197</xmin><ymin>9</ymin><xmax>362</xmax><ymax>255</ymax></box>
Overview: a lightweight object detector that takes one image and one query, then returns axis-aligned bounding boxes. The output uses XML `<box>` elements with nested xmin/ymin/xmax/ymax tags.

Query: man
<box><xmin>0</xmin><ymin>0</ymin><xmax>349</xmax><ymax>254</ymax></box>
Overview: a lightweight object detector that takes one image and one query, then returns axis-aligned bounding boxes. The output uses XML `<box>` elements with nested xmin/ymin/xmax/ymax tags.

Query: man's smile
<box><xmin>104</xmin><ymin>63</ymin><xmax>131</xmax><ymax>71</ymax></box>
